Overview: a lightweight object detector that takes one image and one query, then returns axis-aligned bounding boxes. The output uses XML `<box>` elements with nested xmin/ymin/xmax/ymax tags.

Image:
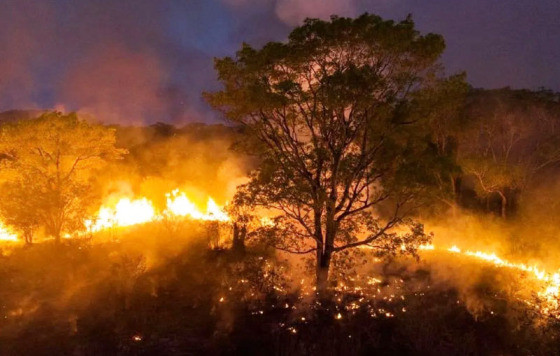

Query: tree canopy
<box><xmin>0</xmin><ymin>112</ymin><xmax>126</xmax><ymax>243</ymax></box>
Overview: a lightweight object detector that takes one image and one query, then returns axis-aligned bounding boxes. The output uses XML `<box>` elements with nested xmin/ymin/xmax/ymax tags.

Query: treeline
<box><xmin>0</xmin><ymin>86</ymin><xmax>558</xmax><ymax>244</ymax></box>
<box><xmin>416</xmin><ymin>86</ymin><xmax>560</xmax><ymax>219</ymax></box>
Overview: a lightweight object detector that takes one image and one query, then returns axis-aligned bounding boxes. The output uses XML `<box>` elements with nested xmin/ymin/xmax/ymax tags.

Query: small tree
<box><xmin>207</xmin><ymin>14</ymin><xmax>447</xmax><ymax>292</ymax></box>
<box><xmin>410</xmin><ymin>74</ymin><xmax>468</xmax><ymax>216</ymax></box>
<box><xmin>0</xmin><ymin>112</ymin><xmax>126</xmax><ymax>243</ymax></box>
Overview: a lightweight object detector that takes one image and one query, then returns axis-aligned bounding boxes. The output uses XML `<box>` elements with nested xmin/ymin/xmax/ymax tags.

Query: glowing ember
<box><xmin>335</xmin><ymin>312</ymin><xmax>342</xmax><ymax>320</ymax></box>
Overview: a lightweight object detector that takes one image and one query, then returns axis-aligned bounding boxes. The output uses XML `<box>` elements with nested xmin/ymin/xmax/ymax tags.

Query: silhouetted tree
<box><xmin>207</xmin><ymin>14</ymin><xmax>448</xmax><ymax>292</ymax></box>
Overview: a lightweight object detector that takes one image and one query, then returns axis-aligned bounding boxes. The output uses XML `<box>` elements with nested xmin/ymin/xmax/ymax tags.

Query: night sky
<box><xmin>1</xmin><ymin>0</ymin><xmax>558</xmax><ymax>124</ymax></box>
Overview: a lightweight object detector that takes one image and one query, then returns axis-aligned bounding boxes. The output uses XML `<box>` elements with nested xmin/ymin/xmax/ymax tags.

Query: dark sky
<box><xmin>0</xmin><ymin>0</ymin><xmax>558</xmax><ymax>125</ymax></box>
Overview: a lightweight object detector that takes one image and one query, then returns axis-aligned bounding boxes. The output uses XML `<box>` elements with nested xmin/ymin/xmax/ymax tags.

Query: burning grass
<box><xmin>85</xmin><ymin>188</ymin><xmax>230</xmax><ymax>233</ymax></box>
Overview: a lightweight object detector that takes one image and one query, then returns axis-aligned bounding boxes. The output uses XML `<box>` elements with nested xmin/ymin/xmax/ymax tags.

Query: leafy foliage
<box><xmin>0</xmin><ymin>112</ymin><xmax>126</xmax><ymax>242</ymax></box>
<box><xmin>207</xmin><ymin>14</ymin><xmax>450</xmax><ymax>289</ymax></box>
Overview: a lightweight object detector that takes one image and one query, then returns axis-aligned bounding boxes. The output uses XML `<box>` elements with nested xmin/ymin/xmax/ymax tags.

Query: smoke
<box><xmin>274</xmin><ymin>0</ymin><xmax>358</xmax><ymax>25</ymax></box>
<box><xmin>59</xmin><ymin>44</ymin><xmax>167</xmax><ymax>125</ymax></box>
<box><xmin>0</xmin><ymin>0</ymin><xmax>216</xmax><ymax>124</ymax></box>
<box><xmin>91</xmin><ymin>123</ymin><xmax>253</xmax><ymax>217</ymax></box>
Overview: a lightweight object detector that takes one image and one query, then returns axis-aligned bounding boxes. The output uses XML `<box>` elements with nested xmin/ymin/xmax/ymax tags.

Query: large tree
<box><xmin>207</xmin><ymin>14</ymin><xmax>452</xmax><ymax>291</ymax></box>
<box><xmin>0</xmin><ymin>112</ymin><xmax>126</xmax><ymax>243</ymax></box>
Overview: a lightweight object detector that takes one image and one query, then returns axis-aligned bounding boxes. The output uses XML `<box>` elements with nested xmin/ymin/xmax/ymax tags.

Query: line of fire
<box><xmin>1</xmin><ymin>12</ymin><xmax>560</xmax><ymax>356</ymax></box>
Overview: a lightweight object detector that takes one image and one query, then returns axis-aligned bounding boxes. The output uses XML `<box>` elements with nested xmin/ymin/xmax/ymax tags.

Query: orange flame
<box><xmin>421</xmin><ymin>244</ymin><xmax>560</xmax><ymax>315</ymax></box>
<box><xmin>164</xmin><ymin>189</ymin><xmax>229</xmax><ymax>222</ymax></box>
<box><xmin>86</xmin><ymin>197</ymin><xmax>156</xmax><ymax>232</ymax></box>
<box><xmin>85</xmin><ymin>189</ymin><xmax>230</xmax><ymax>232</ymax></box>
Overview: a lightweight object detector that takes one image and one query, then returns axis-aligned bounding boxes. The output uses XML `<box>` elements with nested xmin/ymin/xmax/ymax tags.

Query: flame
<box><xmin>0</xmin><ymin>221</ymin><xmax>18</xmax><ymax>242</ymax></box>
<box><xmin>260</xmin><ymin>217</ymin><xmax>275</xmax><ymax>227</ymax></box>
<box><xmin>86</xmin><ymin>197</ymin><xmax>156</xmax><ymax>232</ymax></box>
<box><xmin>85</xmin><ymin>189</ymin><xmax>230</xmax><ymax>232</ymax></box>
<box><xmin>448</xmin><ymin>245</ymin><xmax>461</xmax><ymax>253</ymax></box>
<box><xmin>206</xmin><ymin>197</ymin><xmax>230</xmax><ymax>222</ymax></box>
<box><xmin>164</xmin><ymin>189</ymin><xmax>229</xmax><ymax>222</ymax></box>
<box><xmin>421</xmin><ymin>243</ymin><xmax>560</xmax><ymax>315</ymax></box>
<box><xmin>3</xmin><ymin>188</ymin><xmax>560</xmax><ymax>316</ymax></box>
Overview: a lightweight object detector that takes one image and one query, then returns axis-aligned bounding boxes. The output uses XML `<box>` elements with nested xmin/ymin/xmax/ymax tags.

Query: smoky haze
<box><xmin>0</xmin><ymin>0</ymin><xmax>559</xmax><ymax>125</ymax></box>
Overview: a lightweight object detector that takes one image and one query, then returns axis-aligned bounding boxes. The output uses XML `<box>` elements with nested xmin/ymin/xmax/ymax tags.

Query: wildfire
<box><xmin>259</xmin><ymin>217</ymin><xmax>275</xmax><ymax>227</ymax></box>
<box><xmin>85</xmin><ymin>189</ymin><xmax>229</xmax><ymax>232</ymax></box>
<box><xmin>2</xmin><ymin>187</ymin><xmax>560</xmax><ymax>317</ymax></box>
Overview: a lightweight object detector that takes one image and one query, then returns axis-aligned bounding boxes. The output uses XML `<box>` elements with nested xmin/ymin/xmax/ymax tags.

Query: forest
<box><xmin>1</xmin><ymin>14</ymin><xmax>560</xmax><ymax>355</ymax></box>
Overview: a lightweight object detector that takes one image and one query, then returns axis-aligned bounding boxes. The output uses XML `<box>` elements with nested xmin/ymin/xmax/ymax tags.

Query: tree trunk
<box><xmin>232</xmin><ymin>222</ymin><xmax>246</xmax><ymax>254</ymax></box>
<box><xmin>52</xmin><ymin>217</ymin><xmax>63</xmax><ymax>244</ymax></box>
<box><xmin>207</xmin><ymin>221</ymin><xmax>220</xmax><ymax>249</ymax></box>
<box><xmin>498</xmin><ymin>191</ymin><xmax>507</xmax><ymax>219</ymax></box>
<box><xmin>24</xmin><ymin>230</ymin><xmax>33</xmax><ymax>245</ymax></box>
<box><xmin>232</xmin><ymin>222</ymin><xmax>239</xmax><ymax>245</ymax></box>
<box><xmin>450</xmin><ymin>176</ymin><xmax>461</xmax><ymax>217</ymax></box>
<box><xmin>316</xmin><ymin>247</ymin><xmax>332</xmax><ymax>296</ymax></box>
<box><xmin>54</xmin><ymin>231</ymin><xmax>61</xmax><ymax>245</ymax></box>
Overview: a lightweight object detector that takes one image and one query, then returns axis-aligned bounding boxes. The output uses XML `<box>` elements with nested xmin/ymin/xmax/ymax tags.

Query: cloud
<box><xmin>221</xmin><ymin>0</ymin><xmax>358</xmax><ymax>26</ymax></box>
<box><xmin>274</xmin><ymin>0</ymin><xmax>358</xmax><ymax>25</ymax></box>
